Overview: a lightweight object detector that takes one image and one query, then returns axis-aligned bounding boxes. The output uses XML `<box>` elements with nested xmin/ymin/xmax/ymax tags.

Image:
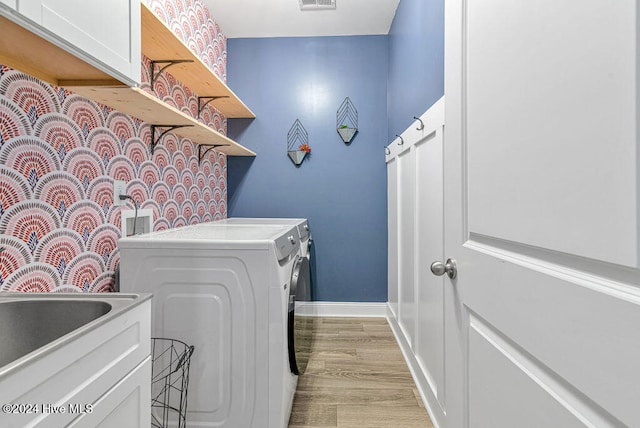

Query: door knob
<box><xmin>430</xmin><ymin>258</ymin><xmax>457</xmax><ymax>279</ymax></box>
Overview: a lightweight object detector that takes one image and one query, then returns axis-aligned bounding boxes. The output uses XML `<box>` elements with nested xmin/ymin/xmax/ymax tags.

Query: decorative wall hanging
<box><xmin>336</xmin><ymin>97</ymin><xmax>358</xmax><ymax>144</ymax></box>
<box><xmin>287</xmin><ymin>119</ymin><xmax>311</xmax><ymax>166</ymax></box>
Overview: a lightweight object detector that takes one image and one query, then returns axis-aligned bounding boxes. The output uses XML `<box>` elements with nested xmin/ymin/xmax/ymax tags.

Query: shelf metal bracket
<box><xmin>149</xmin><ymin>59</ymin><xmax>194</xmax><ymax>86</ymax></box>
<box><xmin>198</xmin><ymin>96</ymin><xmax>230</xmax><ymax>118</ymax></box>
<box><xmin>198</xmin><ymin>143</ymin><xmax>230</xmax><ymax>164</ymax></box>
<box><xmin>150</xmin><ymin>125</ymin><xmax>193</xmax><ymax>155</ymax></box>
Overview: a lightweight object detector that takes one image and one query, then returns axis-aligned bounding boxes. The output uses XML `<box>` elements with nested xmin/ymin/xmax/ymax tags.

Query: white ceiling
<box><xmin>201</xmin><ymin>0</ymin><xmax>401</xmax><ymax>38</ymax></box>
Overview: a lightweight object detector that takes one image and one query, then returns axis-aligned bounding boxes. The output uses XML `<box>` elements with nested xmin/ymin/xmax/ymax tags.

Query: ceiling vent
<box><xmin>299</xmin><ymin>0</ymin><xmax>336</xmax><ymax>10</ymax></box>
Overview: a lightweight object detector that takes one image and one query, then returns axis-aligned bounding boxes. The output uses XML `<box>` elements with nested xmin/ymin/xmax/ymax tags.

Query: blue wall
<box><xmin>387</xmin><ymin>0</ymin><xmax>444</xmax><ymax>140</ymax></box>
<box><xmin>227</xmin><ymin>36</ymin><xmax>389</xmax><ymax>302</ymax></box>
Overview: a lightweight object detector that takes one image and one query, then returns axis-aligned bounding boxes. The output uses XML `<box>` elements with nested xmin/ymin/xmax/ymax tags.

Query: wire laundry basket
<box><xmin>151</xmin><ymin>338</ymin><xmax>195</xmax><ymax>428</ymax></box>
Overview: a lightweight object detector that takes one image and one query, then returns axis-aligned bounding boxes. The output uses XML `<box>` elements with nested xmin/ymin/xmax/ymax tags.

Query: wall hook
<box><xmin>396</xmin><ymin>134</ymin><xmax>404</xmax><ymax>145</ymax></box>
<box><xmin>413</xmin><ymin>116</ymin><xmax>424</xmax><ymax>131</ymax></box>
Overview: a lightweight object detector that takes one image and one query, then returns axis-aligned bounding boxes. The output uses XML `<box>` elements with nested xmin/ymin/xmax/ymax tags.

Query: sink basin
<box><xmin>0</xmin><ymin>293</ymin><xmax>151</xmax><ymax>377</ymax></box>
<box><xmin>0</xmin><ymin>299</ymin><xmax>112</xmax><ymax>367</ymax></box>
<box><xmin>0</xmin><ymin>292</ymin><xmax>152</xmax><ymax>427</ymax></box>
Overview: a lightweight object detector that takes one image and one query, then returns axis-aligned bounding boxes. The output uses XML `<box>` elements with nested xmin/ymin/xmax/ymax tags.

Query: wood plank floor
<box><xmin>289</xmin><ymin>317</ymin><xmax>434</xmax><ymax>428</ymax></box>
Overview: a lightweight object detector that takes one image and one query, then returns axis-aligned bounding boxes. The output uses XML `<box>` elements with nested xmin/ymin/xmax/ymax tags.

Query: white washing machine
<box><xmin>118</xmin><ymin>224</ymin><xmax>311</xmax><ymax>428</ymax></box>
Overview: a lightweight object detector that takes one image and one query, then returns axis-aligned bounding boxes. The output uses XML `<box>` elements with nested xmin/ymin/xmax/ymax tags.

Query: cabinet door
<box><xmin>17</xmin><ymin>0</ymin><xmax>140</xmax><ymax>84</ymax></box>
<box><xmin>0</xmin><ymin>1</ymin><xmax>16</xmax><ymax>9</ymax></box>
<box><xmin>68</xmin><ymin>358</ymin><xmax>151</xmax><ymax>428</ymax></box>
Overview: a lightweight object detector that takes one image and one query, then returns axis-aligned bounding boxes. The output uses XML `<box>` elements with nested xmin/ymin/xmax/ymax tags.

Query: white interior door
<box><xmin>444</xmin><ymin>1</ymin><xmax>640</xmax><ymax>427</ymax></box>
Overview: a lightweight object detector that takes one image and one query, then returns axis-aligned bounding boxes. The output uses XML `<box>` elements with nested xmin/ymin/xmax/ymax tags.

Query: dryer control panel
<box><xmin>274</xmin><ymin>227</ymin><xmax>300</xmax><ymax>261</ymax></box>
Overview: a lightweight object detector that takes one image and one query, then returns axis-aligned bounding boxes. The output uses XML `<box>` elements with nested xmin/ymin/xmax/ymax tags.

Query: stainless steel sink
<box><xmin>0</xmin><ymin>299</ymin><xmax>112</xmax><ymax>367</ymax></box>
<box><xmin>0</xmin><ymin>293</ymin><xmax>151</xmax><ymax>377</ymax></box>
<box><xmin>0</xmin><ymin>292</ymin><xmax>152</xmax><ymax>427</ymax></box>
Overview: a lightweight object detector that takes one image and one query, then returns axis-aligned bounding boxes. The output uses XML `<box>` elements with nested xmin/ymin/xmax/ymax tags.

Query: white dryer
<box><xmin>118</xmin><ymin>224</ymin><xmax>311</xmax><ymax>428</ymax></box>
<box><xmin>209</xmin><ymin>218</ymin><xmax>315</xmax><ymax>366</ymax></box>
<box><xmin>191</xmin><ymin>220</ymin><xmax>313</xmax><ymax>374</ymax></box>
<box><xmin>214</xmin><ymin>218</ymin><xmax>311</xmax><ymax>258</ymax></box>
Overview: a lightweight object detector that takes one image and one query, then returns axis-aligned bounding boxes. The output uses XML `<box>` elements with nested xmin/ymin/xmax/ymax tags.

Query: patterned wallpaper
<box><xmin>0</xmin><ymin>0</ymin><xmax>229</xmax><ymax>292</ymax></box>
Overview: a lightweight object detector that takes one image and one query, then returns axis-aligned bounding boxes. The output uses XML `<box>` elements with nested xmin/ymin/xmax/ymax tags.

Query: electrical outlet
<box><xmin>113</xmin><ymin>180</ymin><xmax>127</xmax><ymax>206</ymax></box>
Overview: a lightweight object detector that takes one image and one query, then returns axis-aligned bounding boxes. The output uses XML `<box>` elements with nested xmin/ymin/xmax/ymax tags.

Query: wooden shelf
<box><xmin>0</xmin><ymin>14</ymin><xmax>125</xmax><ymax>87</ymax></box>
<box><xmin>65</xmin><ymin>4</ymin><xmax>257</xmax><ymax>157</ymax></box>
<box><xmin>66</xmin><ymin>85</ymin><xmax>255</xmax><ymax>156</ymax></box>
<box><xmin>141</xmin><ymin>3</ymin><xmax>255</xmax><ymax>119</ymax></box>
<box><xmin>1</xmin><ymin>5</ymin><xmax>255</xmax><ymax>156</ymax></box>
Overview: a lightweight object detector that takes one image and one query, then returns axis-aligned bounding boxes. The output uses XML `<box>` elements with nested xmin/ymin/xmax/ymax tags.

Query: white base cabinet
<box><xmin>0</xmin><ymin>296</ymin><xmax>151</xmax><ymax>428</ymax></box>
<box><xmin>387</xmin><ymin>97</ymin><xmax>445</xmax><ymax>428</ymax></box>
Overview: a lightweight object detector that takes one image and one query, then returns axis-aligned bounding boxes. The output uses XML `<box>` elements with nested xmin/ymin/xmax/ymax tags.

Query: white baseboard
<box><xmin>296</xmin><ymin>301</ymin><xmax>386</xmax><ymax>317</ymax></box>
<box><xmin>386</xmin><ymin>303</ymin><xmax>443</xmax><ymax>428</ymax></box>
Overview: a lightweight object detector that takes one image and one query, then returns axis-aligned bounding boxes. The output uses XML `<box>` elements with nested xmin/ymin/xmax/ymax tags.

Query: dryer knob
<box><xmin>289</xmin><ymin>235</ymin><xmax>296</xmax><ymax>244</ymax></box>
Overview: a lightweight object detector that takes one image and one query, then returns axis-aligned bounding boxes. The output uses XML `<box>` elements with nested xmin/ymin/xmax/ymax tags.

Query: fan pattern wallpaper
<box><xmin>0</xmin><ymin>0</ymin><xmax>229</xmax><ymax>292</ymax></box>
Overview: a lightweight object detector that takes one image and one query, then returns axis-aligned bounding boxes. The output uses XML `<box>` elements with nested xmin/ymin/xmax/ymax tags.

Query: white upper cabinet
<box><xmin>1</xmin><ymin>0</ymin><xmax>140</xmax><ymax>86</ymax></box>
